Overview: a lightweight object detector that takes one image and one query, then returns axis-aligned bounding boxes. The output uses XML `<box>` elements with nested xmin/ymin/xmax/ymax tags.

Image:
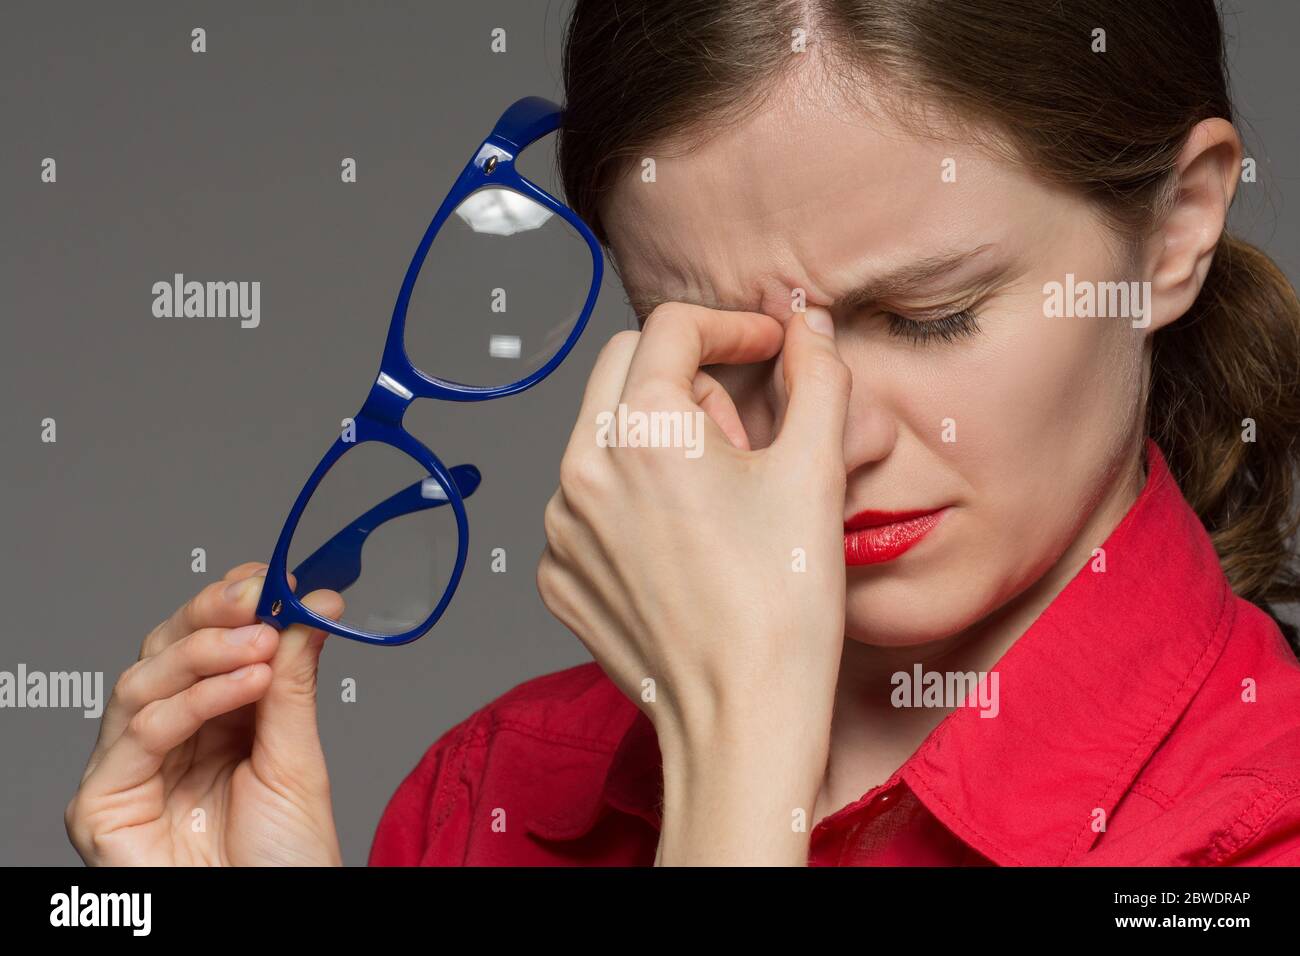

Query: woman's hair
<box><xmin>556</xmin><ymin>0</ymin><xmax>1300</xmax><ymax>650</ymax></box>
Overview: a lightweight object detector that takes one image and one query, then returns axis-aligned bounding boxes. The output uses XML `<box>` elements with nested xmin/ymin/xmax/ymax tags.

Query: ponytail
<box><xmin>1147</xmin><ymin>233</ymin><xmax>1300</xmax><ymax>651</ymax></box>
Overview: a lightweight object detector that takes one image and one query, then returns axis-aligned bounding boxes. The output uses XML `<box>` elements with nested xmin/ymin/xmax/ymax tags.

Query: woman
<box><xmin>67</xmin><ymin>0</ymin><xmax>1300</xmax><ymax>866</ymax></box>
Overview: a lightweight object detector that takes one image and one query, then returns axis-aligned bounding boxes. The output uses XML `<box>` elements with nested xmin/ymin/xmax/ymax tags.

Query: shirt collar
<box><xmin>526</xmin><ymin>437</ymin><xmax>1236</xmax><ymax>863</ymax></box>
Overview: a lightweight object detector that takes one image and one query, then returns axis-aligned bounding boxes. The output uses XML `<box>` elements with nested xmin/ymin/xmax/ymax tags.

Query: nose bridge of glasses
<box><xmin>360</xmin><ymin>371</ymin><xmax>416</xmax><ymax>427</ymax></box>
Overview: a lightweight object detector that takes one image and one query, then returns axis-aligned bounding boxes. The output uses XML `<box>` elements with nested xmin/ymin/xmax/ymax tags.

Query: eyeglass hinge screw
<box><xmin>484</xmin><ymin>156</ymin><xmax>498</xmax><ymax>174</ymax></box>
<box><xmin>271</xmin><ymin>600</ymin><xmax>282</xmax><ymax>615</ymax></box>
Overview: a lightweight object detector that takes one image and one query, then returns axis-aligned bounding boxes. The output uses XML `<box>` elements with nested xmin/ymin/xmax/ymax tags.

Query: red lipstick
<box><xmin>844</xmin><ymin>507</ymin><xmax>947</xmax><ymax>566</ymax></box>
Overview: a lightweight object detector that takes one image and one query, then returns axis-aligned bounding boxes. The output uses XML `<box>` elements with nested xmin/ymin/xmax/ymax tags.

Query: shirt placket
<box><xmin>808</xmin><ymin>775</ymin><xmax>905</xmax><ymax>866</ymax></box>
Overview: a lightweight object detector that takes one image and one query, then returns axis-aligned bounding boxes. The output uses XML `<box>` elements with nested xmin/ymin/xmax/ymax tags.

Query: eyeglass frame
<box><xmin>255</xmin><ymin>96</ymin><xmax>604</xmax><ymax>646</ymax></box>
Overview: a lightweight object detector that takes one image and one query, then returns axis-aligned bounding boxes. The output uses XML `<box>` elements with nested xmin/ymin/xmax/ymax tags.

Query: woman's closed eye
<box><xmin>884</xmin><ymin>307</ymin><xmax>982</xmax><ymax>345</ymax></box>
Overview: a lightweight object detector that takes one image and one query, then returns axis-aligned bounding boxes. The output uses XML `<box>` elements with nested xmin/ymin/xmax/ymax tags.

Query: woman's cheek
<box><xmin>949</xmin><ymin>300</ymin><xmax>1138</xmax><ymax>605</ymax></box>
<box><xmin>839</xmin><ymin>305</ymin><xmax>1068</xmax><ymax>643</ymax></box>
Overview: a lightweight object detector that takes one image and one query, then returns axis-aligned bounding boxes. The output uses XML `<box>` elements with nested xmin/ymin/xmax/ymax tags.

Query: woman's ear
<box><xmin>1143</xmin><ymin>117</ymin><xmax>1244</xmax><ymax>332</ymax></box>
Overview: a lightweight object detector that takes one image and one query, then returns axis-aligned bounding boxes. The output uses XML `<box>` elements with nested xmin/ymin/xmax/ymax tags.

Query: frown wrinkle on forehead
<box><xmin>602</xmin><ymin>71</ymin><xmax>1068</xmax><ymax>323</ymax></box>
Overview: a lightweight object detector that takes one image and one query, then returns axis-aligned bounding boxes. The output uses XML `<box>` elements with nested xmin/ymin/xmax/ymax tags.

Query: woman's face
<box><xmin>600</xmin><ymin>73</ymin><xmax>1150</xmax><ymax>648</ymax></box>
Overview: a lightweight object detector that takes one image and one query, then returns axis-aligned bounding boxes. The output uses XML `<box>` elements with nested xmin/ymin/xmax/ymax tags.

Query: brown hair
<box><xmin>556</xmin><ymin>0</ymin><xmax>1300</xmax><ymax>650</ymax></box>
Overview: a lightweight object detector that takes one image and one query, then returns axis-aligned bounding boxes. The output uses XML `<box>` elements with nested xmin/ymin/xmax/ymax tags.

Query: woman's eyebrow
<box><xmin>834</xmin><ymin>243</ymin><xmax>1010</xmax><ymax>309</ymax></box>
<box><xmin>622</xmin><ymin>243</ymin><xmax>1011</xmax><ymax>318</ymax></box>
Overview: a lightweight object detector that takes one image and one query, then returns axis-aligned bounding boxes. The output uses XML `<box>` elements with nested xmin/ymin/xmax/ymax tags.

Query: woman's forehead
<box><xmin>601</xmin><ymin>81</ymin><xmax>1060</xmax><ymax>316</ymax></box>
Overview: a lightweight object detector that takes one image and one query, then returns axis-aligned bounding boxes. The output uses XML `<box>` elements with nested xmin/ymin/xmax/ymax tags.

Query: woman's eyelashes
<box><xmin>884</xmin><ymin>307</ymin><xmax>982</xmax><ymax>345</ymax></box>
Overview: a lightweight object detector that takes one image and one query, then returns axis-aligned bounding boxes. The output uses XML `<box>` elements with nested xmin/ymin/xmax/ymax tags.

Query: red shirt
<box><xmin>368</xmin><ymin>438</ymin><xmax>1300</xmax><ymax>866</ymax></box>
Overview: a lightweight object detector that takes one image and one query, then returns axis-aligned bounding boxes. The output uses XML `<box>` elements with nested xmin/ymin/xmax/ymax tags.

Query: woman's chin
<box><xmin>843</xmin><ymin>578</ymin><xmax>982</xmax><ymax>648</ymax></box>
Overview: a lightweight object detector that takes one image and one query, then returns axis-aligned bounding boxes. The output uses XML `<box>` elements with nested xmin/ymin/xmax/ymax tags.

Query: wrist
<box><xmin>655</xmin><ymin>710</ymin><xmax>829</xmax><ymax>866</ymax></box>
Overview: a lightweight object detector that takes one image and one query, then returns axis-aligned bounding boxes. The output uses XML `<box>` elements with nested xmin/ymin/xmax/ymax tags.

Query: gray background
<box><xmin>1</xmin><ymin>1</ymin><xmax>1296</xmax><ymax>865</ymax></box>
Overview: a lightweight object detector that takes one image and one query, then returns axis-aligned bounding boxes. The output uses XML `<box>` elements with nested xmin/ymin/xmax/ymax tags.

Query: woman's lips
<box><xmin>843</xmin><ymin>507</ymin><xmax>948</xmax><ymax>566</ymax></box>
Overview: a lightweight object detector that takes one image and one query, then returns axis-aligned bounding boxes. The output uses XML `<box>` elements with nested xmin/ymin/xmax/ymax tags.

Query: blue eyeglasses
<box><xmin>255</xmin><ymin>97</ymin><xmax>603</xmax><ymax>645</ymax></box>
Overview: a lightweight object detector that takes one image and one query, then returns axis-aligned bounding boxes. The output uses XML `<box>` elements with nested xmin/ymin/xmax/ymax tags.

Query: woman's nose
<box><xmin>841</xmin><ymin>398</ymin><xmax>897</xmax><ymax>473</ymax></box>
<box><xmin>769</xmin><ymin>345</ymin><xmax>897</xmax><ymax>470</ymax></box>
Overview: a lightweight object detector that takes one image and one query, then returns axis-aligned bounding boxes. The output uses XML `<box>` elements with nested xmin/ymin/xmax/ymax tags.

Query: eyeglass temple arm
<box><xmin>491</xmin><ymin>96</ymin><xmax>562</xmax><ymax>150</ymax></box>
<box><xmin>289</xmin><ymin>463</ymin><xmax>481</xmax><ymax>598</ymax></box>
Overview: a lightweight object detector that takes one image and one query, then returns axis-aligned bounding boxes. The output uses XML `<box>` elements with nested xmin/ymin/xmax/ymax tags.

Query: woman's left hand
<box><xmin>537</xmin><ymin>302</ymin><xmax>852</xmax><ymax>865</ymax></box>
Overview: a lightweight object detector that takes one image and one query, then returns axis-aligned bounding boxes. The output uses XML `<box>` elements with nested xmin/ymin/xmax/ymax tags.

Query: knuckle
<box><xmin>127</xmin><ymin>700</ymin><xmax>166</xmax><ymax>746</ymax></box>
<box><xmin>126</xmin><ymin>705</ymin><xmax>154</xmax><ymax>743</ymax></box>
<box><xmin>112</xmin><ymin>660</ymin><xmax>147</xmax><ymax>710</ymax></box>
<box><xmin>558</xmin><ymin>449</ymin><xmax>607</xmax><ymax>499</ymax></box>
<box><xmin>535</xmin><ymin>553</ymin><xmax>575</xmax><ymax>622</ymax></box>
<box><xmin>65</xmin><ymin>793</ymin><xmax>97</xmax><ymax>855</ymax></box>
<box><xmin>535</xmin><ymin>551</ymin><xmax>561</xmax><ymax>609</ymax></box>
<box><xmin>88</xmin><ymin>830</ymin><xmax>118</xmax><ymax>861</ymax></box>
<box><xmin>64</xmin><ymin>793</ymin><xmax>83</xmax><ymax>834</ymax></box>
<box><xmin>541</xmin><ymin>495</ymin><xmax>566</xmax><ymax>547</ymax></box>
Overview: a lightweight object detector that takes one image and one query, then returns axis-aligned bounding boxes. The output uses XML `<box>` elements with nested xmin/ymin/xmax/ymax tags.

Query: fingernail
<box><xmin>228</xmin><ymin>664</ymin><xmax>256</xmax><ymax>680</ymax></box>
<box><xmin>804</xmin><ymin>308</ymin><xmax>834</xmax><ymax>338</ymax></box>
<box><xmin>224</xmin><ymin>572</ymin><xmax>265</xmax><ymax>603</ymax></box>
<box><xmin>224</xmin><ymin>624</ymin><xmax>266</xmax><ymax>646</ymax></box>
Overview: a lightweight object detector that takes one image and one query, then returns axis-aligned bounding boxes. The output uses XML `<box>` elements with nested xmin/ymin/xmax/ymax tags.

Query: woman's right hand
<box><xmin>66</xmin><ymin>562</ymin><xmax>346</xmax><ymax>865</ymax></box>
